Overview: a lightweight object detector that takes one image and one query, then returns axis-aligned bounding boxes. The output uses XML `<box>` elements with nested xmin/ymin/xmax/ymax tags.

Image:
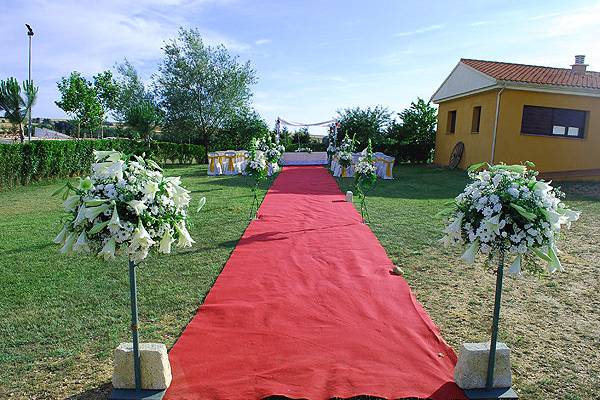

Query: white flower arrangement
<box><xmin>442</xmin><ymin>163</ymin><xmax>580</xmax><ymax>275</ymax></box>
<box><xmin>336</xmin><ymin>135</ymin><xmax>353</xmax><ymax>167</ymax></box>
<box><xmin>54</xmin><ymin>150</ymin><xmax>195</xmax><ymax>263</ymax></box>
<box><xmin>355</xmin><ymin>157</ymin><xmax>377</xmax><ymax>176</ymax></box>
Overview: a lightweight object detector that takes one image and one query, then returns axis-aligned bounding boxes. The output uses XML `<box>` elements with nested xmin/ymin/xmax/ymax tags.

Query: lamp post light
<box><xmin>26</xmin><ymin>24</ymin><xmax>34</xmax><ymax>141</ymax></box>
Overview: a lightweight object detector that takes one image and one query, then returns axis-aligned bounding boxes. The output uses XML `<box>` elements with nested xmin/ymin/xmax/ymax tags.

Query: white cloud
<box><xmin>396</xmin><ymin>24</ymin><xmax>445</xmax><ymax>37</ymax></box>
<box><xmin>254</xmin><ymin>38</ymin><xmax>271</xmax><ymax>46</ymax></box>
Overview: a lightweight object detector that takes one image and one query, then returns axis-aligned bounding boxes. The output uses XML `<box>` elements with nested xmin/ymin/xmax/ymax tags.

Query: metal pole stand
<box><xmin>111</xmin><ymin>260</ymin><xmax>166</xmax><ymax>400</ymax></box>
<box><xmin>464</xmin><ymin>249</ymin><xmax>518</xmax><ymax>400</ymax></box>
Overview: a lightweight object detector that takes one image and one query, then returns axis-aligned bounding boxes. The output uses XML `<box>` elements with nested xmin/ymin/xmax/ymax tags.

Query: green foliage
<box><xmin>290</xmin><ymin>127</ymin><xmax>311</xmax><ymax>147</ymax></box>
<box><xmin>55</xmin><ymin>72</ymin><xmax>104</xmax><ymax>137</ymax></box>
<box><xmin>211</xmin><ymin>109</ymin><xmax>269</xmax><ymax>151</ymax></box>
<box><xmin>0</xmin><ymin>140</ymin><xmax>205</xmax><ymax>190</ymax></box>
<box><xmin>337</xmin><ymin>105</ymin><xmax>392</xmax><ymax>150</ymax></box>
<box><xmin>396</xmin><ymin>98</ymin><xmax>437</xmax><ymax>146</ymax></box>
<box><xmin>0</xmin><ymin>78</ymin><xmax>38</xmax><ymax>143</ymax></box>
<box><xmin>126</xmin><ymin>99</ymin><xmax>162</xmax><ymax>143</ymax></box>
<box><xmin>155</xmin><ymin>28</ymin><xmax>257</xmax><ymax>147</ymax></box>
<box><xmin>113</xmin><ymin>59</ymin><xmax>150</xmax><ymax>122</ymax></box>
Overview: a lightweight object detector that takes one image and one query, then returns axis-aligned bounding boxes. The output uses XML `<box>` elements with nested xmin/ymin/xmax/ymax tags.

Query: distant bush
<box><xmin>285</xmin><ymin>142</ymin><xmax>327</xmax><ymax>152</ymax></box>
<box><xmin>0</xmin><ymin>139</ymin><xmax>205</xmax><ymax>189</ymax></box>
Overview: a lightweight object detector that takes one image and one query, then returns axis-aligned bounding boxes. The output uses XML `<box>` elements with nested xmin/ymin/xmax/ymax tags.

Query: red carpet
<box><xmin>165</xmin><ymin>166</ymin><xmax>465</xmax><ymax>400</ymax></box>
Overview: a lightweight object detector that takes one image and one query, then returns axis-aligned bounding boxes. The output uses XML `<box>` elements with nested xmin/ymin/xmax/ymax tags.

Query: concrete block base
<box><xmin>454</xmin><ymin>342</ymin><xmax>512</xmax><ymax>390</ymax></box>
<box><xmin>112</xmin><ymin>343</ymin><xmax>172</xmax><ymax>390</ymax></box>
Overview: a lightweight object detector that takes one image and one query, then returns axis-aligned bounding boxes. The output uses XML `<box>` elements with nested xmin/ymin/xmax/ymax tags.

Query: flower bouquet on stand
<box><xmin>336</xmin><ymin>134</ymin><xmax>354</xmax><ymax>178</ymax></box>
<box><xmin>441</xmin><ymin>162</ymin><xmax>580</xmax><ymax>398</ymax></box>
<box><xmin>354</xmin><ymin>139</ymin><xmax>377</xmax><ymax>223</ymax></box>
<box><xmin>53</xmin><ymin>150</ymin><xmax>198</xmax><ymax>398</ymax></box>
<box><xmin>245</xmin><ymin>138</ymin><xmax>268</xmax><ymax>219</ymax></box>
<box><xmin>264</xmin><ymin>136</ymin><xmax>284</xmax><ymax>176</ymax></box>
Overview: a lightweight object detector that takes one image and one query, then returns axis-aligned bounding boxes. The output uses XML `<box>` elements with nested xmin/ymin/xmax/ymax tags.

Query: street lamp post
<box><xmin>26</xmin><ymin>24</ymin><xmax>34</xmax><ymax>141</ymax></box>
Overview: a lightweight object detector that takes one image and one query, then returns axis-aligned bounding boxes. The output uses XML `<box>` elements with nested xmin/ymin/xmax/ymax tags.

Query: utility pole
<box><xmin>26</xmin><ymin>24</ymin><xmax>34</xmax><ymax>141</ymax></box>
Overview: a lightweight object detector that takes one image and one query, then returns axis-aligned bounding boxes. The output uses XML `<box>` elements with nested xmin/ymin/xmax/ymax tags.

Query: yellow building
<box><xmin>431</xmin><ymin>56</ymin><xmax>600</xmax><ymax>179</ymax></box>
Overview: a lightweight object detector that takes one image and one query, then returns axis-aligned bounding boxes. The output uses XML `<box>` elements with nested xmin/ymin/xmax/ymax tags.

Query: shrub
<box><xmin>0</xmin><ymin>139</ymin><xmax>206</xmax><ymax>190</ymax></box>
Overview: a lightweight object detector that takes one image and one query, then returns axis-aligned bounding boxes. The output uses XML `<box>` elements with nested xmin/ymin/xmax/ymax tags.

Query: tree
<box><xmin>155</xmin><ymin>28</ymin><xmax>257</xmax><ymax>148</ymax></box>
<box><xmin>396</xmin><ymin>98</ymin><xmax>437</xmax><ymax>146</ymax></box>
<box><xmin>93</xmin><ymin>71</ymin><xmax>119</xmax><ymax>138</ymax></box>
<box><xmin>55</xmin><ymin>72</ymin><xmax>103</xmax><ymax>138</ymax></box>
<box><xmin>214</xmin><ymin>109</ymin><xmax>268</xmax><ymax>150</ymax></box>
<box><xmin>113</xmin><ymin>59</ymin><xmax>150</xmax><ymax>122</ymax></box>
<box><xmin>337</xmin><ymin>105</ymin><xmax>392</xmax><ymax>150</ymax></box>
<box><xmin>0</xmin><ymin>78</ymin><xmax>38</xmax><ymax>143</ymax></box>
<box><xmin>291</xmin><ymin>127</ymin><xmax>311</xmax><ymax>146</ymax></box>
<box><xmin>125</xmin><ymin>99</ymin><xmax>162</xmax><ymax>143</ymax></box>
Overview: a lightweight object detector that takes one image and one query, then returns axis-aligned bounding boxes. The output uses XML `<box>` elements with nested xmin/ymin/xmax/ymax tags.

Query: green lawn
<box><xmin>338</xmin><ymin>166</ymin><xmax>600</xmax><ymax>400</ymax></box>
<box><xmin>0</xmin><ymin>165</ymin><xmax>273</xmax><ymax>399</ymax></box>
<box><xmin>1</xmin><ymin>164</ymin><xmax>599</xmax><ymax>399</ymax></box>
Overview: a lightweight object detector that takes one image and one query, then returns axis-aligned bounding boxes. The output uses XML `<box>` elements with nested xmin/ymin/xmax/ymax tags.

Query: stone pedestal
<box><xmin>346</xmin><ymin>191</ymin><xmax>353</xmax><ymax>202</ymax></box>
<box><xmin>454</xmin><ymin>342</ymin><xmax>512</xmax><ymax>390</ymax></box>
<box><xmin>112</xmin><ymin>342</ymin><xmax>172</xmax><ymax>390</ymax></box>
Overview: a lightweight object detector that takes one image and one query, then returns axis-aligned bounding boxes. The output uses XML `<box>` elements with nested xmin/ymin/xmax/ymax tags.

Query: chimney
<box><xmin>571</xmin><ymin>55</ymin><xmax>588</xmax><ymax>74</ymax></box>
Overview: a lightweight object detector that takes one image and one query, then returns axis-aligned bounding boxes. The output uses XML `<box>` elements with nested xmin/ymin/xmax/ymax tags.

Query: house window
<box><xmin>471</xmin><ymin>106</ymin><xmax>482</xmax><ymax>133</ymax></box>
<box><xmin>521</xmin><ymin>105</ymin><xmax>586</xmax><ymax>138</ymax></box>
<box><xmin>447</xmin><ymin>110</ymin><xmax>457</xmax><ymax>134</ymax></box>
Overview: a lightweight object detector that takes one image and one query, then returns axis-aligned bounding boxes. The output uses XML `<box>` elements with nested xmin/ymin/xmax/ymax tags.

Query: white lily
<box><xmin>63</xmin><ymin>195</ymin><xmax>81</xmax><ymax>212</ymax></box>
<box><xmin>547</xmin><ymin>243</ymin><xmax>563</xmax><ymax>273</ymax></box>
<box><xmin>93</xmin><ymin>150</ymin><xmax>122</xmax><ymax>163</ymax></box>
<box><xmin>108</xmin><ymin>205</ymin><xmax>122</xmax><ymax>232</ymax></box>
<box><xmin>484</xmin><ymin>214</ymin><xmax>503</xmax><ymax>235</ymax></box>
<box><xmin>73</xmin><ymin>231</ymin><xmax>90</xmax><ymax>253</ymax></box>
<box><xmin>461</xmin><ymin>240</ymin><xmax>479</xmax><ymax>264</ymax></box>
<box><xmin>73</xmin><ymin>205</ymin><xmax>87</xmax><ymax>226</ymax></box>
<box><xmin>143</xmin><ymin>180</ymin><xmax>160</xmax><ymax>199</ymax></box>
<box><xmin>128</xmin><ymin>200</ymin><xmax>148</xmax><ymax>215</ymax></box>
<box><xmin>54</xmin><ymin>224</ymin><xmax>69</xmax><ymax>244</ymax></box>
<box><xmin>175</xmin><ymin>221</ymin><xmax>195</xmax><ymax>248</ymax></box>
<box><xmin>130</xmin><ymin>221</ymin><xmax>156</xmax><ymax>250</ymax></box>
<box><xmin>78</xmin><ymin>177</ymin><xmax>94</xmax><ymax>191</ymax></box>
<box><xmin>158</xmin><ymin>229</ymin><xmax>174</xmax><ymax>254</ymax></box>
<box><xmin>444</xmin><ymin>212</ymin><xmax>463</xmax><ymax>234</ymax></box>
<box><xmin>60</xmin><ymin>232</ymin><xmax>78</xmax><ymax>254</ymax></box>
<box><xmin>98</xmin><ymin>238</ymin><xmax>117</xmax><ymax>260</ymax></box>
<box><xmin>85</xmin><ymin>203</ymin><xmax>112</xmax><ymax>222</ymax></box>
<box><xmin>508</xmin><ymin>255</ymin><xmax>522</xmax><ymax>277</ymax></box>
<box><xmin>92</xmin><ymin>160</ymin><xmax>125</xmax><ymax>180</ymax></box>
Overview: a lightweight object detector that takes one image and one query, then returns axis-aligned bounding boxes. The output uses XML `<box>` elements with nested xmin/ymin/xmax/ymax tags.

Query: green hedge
<box><xmin>0</xmin><ymin>139</ymin><xmax>206</xmax><ymax>189</ymax></box>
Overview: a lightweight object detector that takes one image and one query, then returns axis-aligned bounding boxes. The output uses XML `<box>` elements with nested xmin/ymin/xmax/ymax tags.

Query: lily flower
<box><xmin>108</xmin><ymin>205</ymin><xmax>122</xmax><ymax>232</ymax></box>
<box><xmin>54</xmin><ymin>224</ymin><xmax>69</xmax><ymax>244</ymax></box>
<box><xmin>78</xmin><ymin>177</ymin><xmax>94</xmax><ymax>191</ymax></box>
<box><xmin>60</xmin><ymin>232</ymin><xmax>78</xmax><ymax>254</ymax></box>
<box><xmin>131</xmin><ymin>221</ymin><xmax>156</xmax><ymax>250</ymax></box>
<box><xmin>63</xmin><ymin>195</ymin><xmax>81</xmax><ymax>212</ymax></box>
<box><xmin>159</xmin><ymin>229</ymin><xmax>174</xmax><ymax>254</ymax></box>
<box><xmin>508</xmin><ymin>255</ymin><xmax>522</xmax><ymax>277</ymax></box>
<box><xmin>98</xmin><ymin>238</ymin><xmax>117</xmax><ymax>260</ymax></box>
<box><xmin>85</xmin><ymin>203</ymin><xmax>112</xmax><ymax>222</ymax></box>
<box><xmin>461</xmin><ymin>240</ymin><xmax>479</xmax><ymax>264</ymax></box>
<box><xmin>128</xmin><ymin>200</ymin><xmax>148</xmax><ymax>215</ymax></box>
<box><xmin>73</xmin><ymin>206</ymin><xmax>88</xmax><ymax>226</ymax></box>
<box><xmin>175</xmin><ymin>221</ymin><xmax>195</xmax><ymax>248</ymax></box>
<box><xmin>93</xmin><ymin>150</ymin><xmax>122</xmax><ymax>163</ymax></box>
<box><xmin>73</xmin><ymin>231</ymin><xmax>90</xmax><ymax>253</ymax></box>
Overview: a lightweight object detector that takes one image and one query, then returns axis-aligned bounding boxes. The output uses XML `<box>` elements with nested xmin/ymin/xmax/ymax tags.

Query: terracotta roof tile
<box><xmin>461</xmin><ymin>58</ymin><xmax>600</xmax><ymax>90</ymax></box>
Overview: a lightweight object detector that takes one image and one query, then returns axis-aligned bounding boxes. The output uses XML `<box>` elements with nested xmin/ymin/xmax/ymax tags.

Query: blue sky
<box><xmin>2</xmin><ymin>0</ymin><xmax>600</xmax><ymax>134</ymax></box>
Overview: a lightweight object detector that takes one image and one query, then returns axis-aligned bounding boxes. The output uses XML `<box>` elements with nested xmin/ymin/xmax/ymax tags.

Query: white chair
<box><xmin>223</xmin><ymin>151</ymin><xmax>237</xmax><ymax>175</ymax></box>
<box><xmin>207</xmin><ymin>152</ymin><xmax>222</xmax><ymax>176</ymax></box>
